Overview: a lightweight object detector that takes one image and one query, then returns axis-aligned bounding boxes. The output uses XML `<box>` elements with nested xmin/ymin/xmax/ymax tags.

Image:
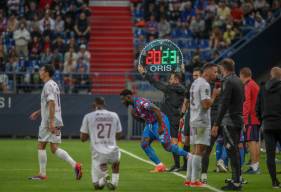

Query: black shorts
<box><xmin>245</xmin><ymin>124</ymin><xmax>260</xmax><ymax>142</ymax></box>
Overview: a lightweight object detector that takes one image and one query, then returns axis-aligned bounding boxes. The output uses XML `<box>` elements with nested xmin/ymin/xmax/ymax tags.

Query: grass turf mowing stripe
<box><xmin>120</xmin><ymin>148</ymin><xmax>224</xmax><ymax>192</ymax></box>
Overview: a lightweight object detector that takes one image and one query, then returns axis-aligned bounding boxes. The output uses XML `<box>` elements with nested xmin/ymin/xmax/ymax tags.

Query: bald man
<box><xmin>256</xmin><ymin>67</ymin><xmax>281</xmax><ymax>188</ymax></box>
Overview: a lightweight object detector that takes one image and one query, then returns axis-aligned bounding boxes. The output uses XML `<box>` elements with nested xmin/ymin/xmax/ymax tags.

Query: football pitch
<box><xmin>0</xmin><ymin>139</ymin><xmax>280</xmax><ymax>192</ymax></box>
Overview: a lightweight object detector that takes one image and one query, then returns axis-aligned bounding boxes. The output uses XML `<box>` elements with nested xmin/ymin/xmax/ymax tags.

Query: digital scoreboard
<box><xmin>138</xmin><ymin>39</ymin><xmax>183</xmax><ymax>73</ymax></box>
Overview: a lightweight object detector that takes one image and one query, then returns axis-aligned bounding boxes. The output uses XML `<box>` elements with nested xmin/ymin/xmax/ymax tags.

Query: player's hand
<box><xmin>30</xmin><ymin>111</ymin><xmax>40</xmax><ymax>121</ymax></box>
<box><xmin>211</xmin><ymin>126</ymin><xmax>219</xmax><ymax>137</ymax></box>
<box><xmin>212</xmin><ymin>88</ymin><xmax>221</xmax><ymax>98</ymax></box>
<box><xmin>137</xmin><ymin>65</ymin><xmax>145</xmax><ymax>75</ymax></box>
<box><xmin>179</xmin><ymin>118</ymin><xmax>184</xmax><ymax>129</ymax></box>
<box><xmin>49</xmin><ymin>121</ymin><xmax>56</xmax><ymax>134</ymax></box>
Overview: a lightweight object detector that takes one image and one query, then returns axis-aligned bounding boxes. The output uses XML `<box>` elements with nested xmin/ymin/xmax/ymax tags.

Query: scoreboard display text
<box><xmin>139</xmin><ymin>39</ymin><xmax>183</xmax><ymax>73</ymax></box>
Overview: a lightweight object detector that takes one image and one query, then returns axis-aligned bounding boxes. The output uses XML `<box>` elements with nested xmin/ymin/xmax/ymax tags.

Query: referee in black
<box><xmin>211</xmin><ymin>58</ymin><xmax>244</xmax><ymax>191</ymax></box>
<box><xmin>138</xmin><ymin>65</ymin><xmax>185</xmax><ymax>172</ymax></box>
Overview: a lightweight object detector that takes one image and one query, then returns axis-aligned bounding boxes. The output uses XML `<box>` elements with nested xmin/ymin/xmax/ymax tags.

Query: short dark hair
<box><xmin>219</xmin><ymin>58</ymin><xmax>235</xmax><ymax>72</ymax></box>
<box><xmin>120</xmin><ymin>89</ymin><xmax>133</xmax><ymax>96</ymax></box>
<box><xmin>95</xmin><ymin>97</ymin><xmax>105</xmax><ymax>106</ymax></box>
<box><xmin>202</xmin><ymin>63</ymin><xmax>217</xmax><ymax>72</ymax></box>
<box><xmin>193</xmin><ymin>67</ymin><xmax>202</xmax><ymax>74</ymax></box>
<box><xmin>240</xmin><ymin>67</ymin><xmax>252</xmax><ymax>78</ymax></box>
<box><xmin>43</xmin><ymin>64</ymin><xmax>55</xmax><ymax>77</ymax></box>
<box><xmin>170</xmin><ymin>72</ymin><xmax>182</xmax><ymax>81</ymax></box>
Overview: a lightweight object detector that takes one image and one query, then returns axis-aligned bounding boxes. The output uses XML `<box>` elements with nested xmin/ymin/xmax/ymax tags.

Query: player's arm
<box><xmin>80</xmin><ymin>115</ymin><xmax>89</xmax><ymax>142</ymax></box>
<box><xmin>115</xmin><ymin>114</ymin><xmax>123</xmax><ymax>140</ymax></box>
<box><xmin>201</xmin><ymin>85</ymin><xmax>220</xmax><ymax>110</ymax></box>
<box><xmin>150</xmin><ymin>104</ymin><xmax>164</xmax><ymax>135</ymax></box>
<box><xmin>80</xmin><ymin>133</ymin><xmax>89</xmax><ymax>142</ymax></box>
<box><xmin>30</xmin><ymin>109</ymin><xmax>41</xmax><ymax>120</ymax></box>
<box><xmin>48</xmin><ymin>100</ymin><xmax>55</xmax><ymax>131</ymax></box>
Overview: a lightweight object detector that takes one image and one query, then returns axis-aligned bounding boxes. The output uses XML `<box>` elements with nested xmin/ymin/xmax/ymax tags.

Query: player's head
<box><xmin>202</xmin><ymin>63</ymin><xmax>218</xmax><ymax>82</ymax></box>
<box><xmin>219</xmin><ymin>58</ymin><xmax>235</xmax><ymax>77</ymax></box>
<box><xmin>39</xmin><ymin>64</ymin><xmax>54</xmax><ymax>81</ymax></box>
<box><xmin>168</xmin><ymin>72</ymin><xmax>182</xmax><ymax>85</ymax></box>
<box><xmin>192</xmin><ymin>67</ymin><xmax>202</xmax><ymax>80</ymax></box>
<box><xmin>120</xmin><ymin>89</ymin><xmax>133</xmax><ymax>107</ymax></box>
<box><xmin>239</xmin><ymin>67</ymin><xmax>252</xmax><ymax>83</ymax></box>
<box><xmin>270</xmin><ymin>67</ymin><xmax>281</xmax><ymax>80</ymax></box>
<box><xmin>94</xmin><ymin>97</ymin><xmax>105</xmax><ymax>109</ymax></box>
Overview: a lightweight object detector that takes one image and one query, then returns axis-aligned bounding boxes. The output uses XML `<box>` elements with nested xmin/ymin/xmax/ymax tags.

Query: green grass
<box><xmin>0</xmin><ymin>139</ymin><xmax>280</xmax><ymax>192</ymax></box>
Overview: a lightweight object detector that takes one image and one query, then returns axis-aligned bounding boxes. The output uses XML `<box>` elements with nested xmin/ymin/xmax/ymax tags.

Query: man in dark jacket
<box><xmin>256</xmin><ymin>67</ymin><xmax>281</xmax><ymax>188</ymax></box>
<box><xmin>211</xmin><ymin>58</ymin><xmax>244</xmax><ymax>191</ymax></box>
<box><xmin>138</xmin><ymin>65</ymin><xmax>185</xmax><ymax>172</ymax></box>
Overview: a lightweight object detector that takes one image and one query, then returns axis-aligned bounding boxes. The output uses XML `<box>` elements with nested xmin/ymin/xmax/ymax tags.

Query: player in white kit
<box><xmin>185</xmin><ymin>63</ymin><xmax>219</xmax><ymax>187</ymax></box>
<box><xmin>29</xmin><ymin>64</ymin><xmax>82</xmax><ymax>180</ymax></box>
<box><xmin>80</xmin><ymin>97</ymin><xmax>122</xmax><ymax>190</ymax></box>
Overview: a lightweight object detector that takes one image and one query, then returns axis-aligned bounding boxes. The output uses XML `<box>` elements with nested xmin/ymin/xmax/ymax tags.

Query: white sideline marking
<box><xmin>120</xmin><ymin>148</ymin><xmax>224</xmax><ymax>192</ymax></box>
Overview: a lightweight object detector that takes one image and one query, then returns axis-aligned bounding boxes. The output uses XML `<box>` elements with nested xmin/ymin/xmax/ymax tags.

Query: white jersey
<box><xmin>189</xmin><ymin>77</ymin><xmax>211</xmax><ymax>129</ymax></box>
<box><xmin>80</xmin><ymin>109</ymin><xmax>122</xmax><ymax>155</ymax></box>
<box><xmin>40</xmin><ymin>79</ymin><xmax>63</xmax><ymax>129</ymax></box>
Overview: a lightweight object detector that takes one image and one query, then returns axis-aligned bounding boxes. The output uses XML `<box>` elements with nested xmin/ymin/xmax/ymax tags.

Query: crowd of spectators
<box><xmin>0</xmin><ymin>0</ymin><xmax>91</xmax><ymax>93</ymax></box>
<box><xmin>131</xmin><ymin>0</ymin><xmax>281</xmax><ymax>72</ymax></box>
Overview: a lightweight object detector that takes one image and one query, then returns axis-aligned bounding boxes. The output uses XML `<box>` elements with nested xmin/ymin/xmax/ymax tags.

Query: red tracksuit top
<box><xmin>243</xmin><ymin>79</ymin><xmax>260</xmax><ymax>125</ymax></box>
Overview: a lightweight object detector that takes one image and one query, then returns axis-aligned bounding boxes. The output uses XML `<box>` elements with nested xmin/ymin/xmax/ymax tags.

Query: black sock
<box><xmin>173</xmin><ymin>152</ymin><xmax>180</xmax><ymax>168</ymax></box>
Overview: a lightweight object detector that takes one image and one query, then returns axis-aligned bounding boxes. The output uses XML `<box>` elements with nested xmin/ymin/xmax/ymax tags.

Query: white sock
<box><xmin>112</xmin><ymin>173</ymin><xmax>119</xmax><ymax>186</ymax></box>
<box><xmin>55</xmin><ymin>148</ymin><xmax>76</xmax><ymax>168</ymax></box>
<box><xmin>38</xmin><ymin>150</ymin><xmax>47</xmax><ymax>176</ymax></box>
<box><xmin>99</xmin><ymin>177</ymin><xmax>106</xmax><ymax>186</ymax></box>
<box><xmin>191</xmin><ymin>155</ymin><xmax>202</xmax><ymax>182</ymax></box>
<box><xmin>186</xmin><ymin>154</ymin><xmax>193</xmax><ymax>181</ymax></box>
<box><xmin>251</xmin><ymin>162</ymin><xmax>259</xmax><ymax>171</ymax></box>
<box><xmin>201</xmin><ymin>173</ymin><xmax>207</xmax><ymax>181</ymax></box>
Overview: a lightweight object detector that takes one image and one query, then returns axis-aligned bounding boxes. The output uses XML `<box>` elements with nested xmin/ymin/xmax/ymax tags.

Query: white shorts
<box><xmin>38</xmin><ymin>127</ymin><xmax>61</xmax><ymax>144</ymax></box>
<box><xmin>92</xmin><ymin>149</ymin><xmax>121</xmax><ymax>183</ymax></box>
<box><xmin>190</xmin><ymin>127</ymin><xmax>210</xmax><ymax>146</ymax></box>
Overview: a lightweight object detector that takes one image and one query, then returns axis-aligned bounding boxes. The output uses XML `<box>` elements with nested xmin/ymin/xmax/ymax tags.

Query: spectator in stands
<box><xmin>231</xmin><ymin>1</ymin><xmax>244</xmax><ymax>24</ymax></box>
<box><xmin>158</xmin><ymin>17</ymin><xmax>171</xmax><ymax>38</ymax></box>
<box><xmin>254</xmin><ymin>13</ymin><xmax>266</xmax><ymax>29</ymax></box>
<box><xmin>0</xmin><ymin>35</ymin><xmax>4</xmax><ymax>61</ymax></box>
<box><xmin>73</xmin><ymin>57</ymin><xmax>90</xmax><ymax>93</ymax></box>
<box><xmin>77</xmin><ymin>44</ymin><xmax>90</xmax><ymax>66</ymax></box>
<box><xmin>13</xmin><ymin>20</ymin><xmax>31</xmax><ymax>58</ymax></box>
<box><xmin>6</xmin><ymin>54</ymin><xmax>18</xmax><ymax>72</ymax></box>
<box><xmin>64</xmin><ymin>47</ymin><xmax>77</xmax><ymax>74</ymax></box>
<box><xmin>29</xmin><ymin>35</ymin><xmax>41</xmax><ymax>60</ymax></box>
<box><xmin>180</xmin><ymin>1</ymin><xmax>195</xmax><ymax>23</ymax></box>
<box><xmin>169</xmin><ymin>2</ymin><xmax>181</xmax><ymax>22</ymax></box>
<box><xmin>66</xmin><ymin>36</ymin><xmax>78</xmax><ymax>52</ymax></box>
<box><xmin>52</xmin><ymin>34</ymin><xmax>65</xmax><ymax>54</ymax></box>
<box><xmin>217</xmin><ymin>1</ymin><xmax>231</xmax><ymax>21</ymax></box>
<box><xmin>7</xmin><ymin>12</ymin><xmax>18</xmax><ymax>33</ymax></box>
<box><xmin>206</xmin><ymin>0</ymin><xmax>217</xmax><ymax>14</ymax></box>
<box><xmin>7</xmin><ymin>0</ymin><xmax>20</xmax><ymax>15</ymax></box>
<box><xmin>54</xmin><ymin>13</ymin><xmax>64</xmax><ymax>35</ymax></box>
<box><xmin>0</xmin><ymin>67</ymin><xmax>8</xmax><ymax>93</ymax></box>
<box><xmin>0</xmin><ymin>10</ymin><xmax>7</xmax><ymax>35</ymax></box>
<box><xmin>146</xmin><ymin>15</ymin><xmax>158</xmax><ymax>38</ymax></box>
<box><xmin>209</xmin><ymin>27</ymin><xmax>223</xmax><ymax>49</ymax></box>
<box><xmin>223</xmin><ymin>24</ymin><xmax>235</xmax><ymax>46</ymax></box>
<box><xmin>189</xmin><ymin>14</ymin><xmax>205</xmax><ymax>38</ymax></box>
<box><xmin>40</xmin><ymin>47</ymin><xmax>52</xmax><ymax>66</ymax></box>
<box><xmin>74</xmin><ymin>12</ymin><xmax>90</xmax><ymax>42</ymax></box>
<box><xmin>64</xmin><ymin>14</ymin><xmax>75</xmax><ymax>38</ymax></box>
<box><xmin>25</xmin><ymin>1</ymin><xmax>38</xmax><ymax>21</ymax></box>
<box><xmin>39</xmin><ymin>0</ymin><xmax>53</xmax><ymax>11</ymax></box>
<box><xmin>39</xmin><ymin>10</ymin><xmax>55</xmax><ymax>32</ymax></box>
<box><xmin>243</xmin><ymin>11</ymin><xmax>256</xmax><ymax>27</ymax></box>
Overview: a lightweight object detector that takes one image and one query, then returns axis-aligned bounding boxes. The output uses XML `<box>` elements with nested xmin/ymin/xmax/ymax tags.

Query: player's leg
<box><xmin>221</xmin><ymin>126</ymin><xmax>242</xmax><ymax>190</ymax></box>
<box><xmin>169</xmin><ymin>123</ymin><xmax>181</xmax><ymax>172</ymax></box>
<box><xmin>245</xmin><ymin>125</ymin><xmax>260</xmax><ymax>174</ymax></box>
<box><xmin>50</xmin><ymin>130</ymin><xmax>82</xmax><ymax>180</ymax></box>
<box><xmin>29</xmin><ymin>141</ymin><xmax>48</xmax><ymax>180</ymax></box>
<box><xmin>106</xmin><ymin>150</ymin><xmax>121</xmax><ymax>190</ymax></box>
<box><xmin>264</xmin><ymin>131</ymin><xmax>279</xmax><ymax>187</ymax></box>
<box><xmin>141</xmin><ymin>124</ymin><xmax>161</xmax><ymax>166</ymax></box>
<box><xmin>92</xmin><ymin>156</ymin><xmax>107</xmax><ymax>190</ymax></box>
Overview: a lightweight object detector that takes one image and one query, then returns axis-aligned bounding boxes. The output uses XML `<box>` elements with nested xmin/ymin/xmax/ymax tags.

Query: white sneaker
<box><xmin>217</xmin><ymin>160</ymin><xmax>228</xmax><ymax>172</ymax></box>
